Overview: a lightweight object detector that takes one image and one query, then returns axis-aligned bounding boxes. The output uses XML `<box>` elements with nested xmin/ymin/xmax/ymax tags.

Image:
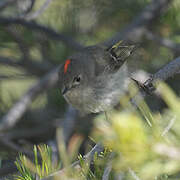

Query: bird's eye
<box><xmin>73</xmin><ymin>75</ymin><xmax>81</xmax><ymax>84</ymax></box>
<box><xmin>76</xmin><ymin>76</ymin><xmax>81</xmax><ymax>82</ymax></box>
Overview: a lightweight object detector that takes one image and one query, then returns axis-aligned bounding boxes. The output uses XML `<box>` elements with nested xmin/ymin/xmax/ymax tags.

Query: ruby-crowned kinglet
<box><xmin>59</xmin><ymin>42</ymin><xmax>136</xmax><ymax>115</ymax></box>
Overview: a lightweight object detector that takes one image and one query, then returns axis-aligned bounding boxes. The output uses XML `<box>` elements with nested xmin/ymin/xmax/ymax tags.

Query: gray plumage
<box><xmin>59</xmin><ymin>42</ymin><xmax>135</xmax><ymax>115</ymax></box>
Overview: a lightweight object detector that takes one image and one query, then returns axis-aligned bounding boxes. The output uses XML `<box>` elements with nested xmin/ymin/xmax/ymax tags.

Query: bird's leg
<box><xmin>131</xmin><ymin>76</ymin><xmax>156</xmax><ymax>95</ymax></box>
<box><xmin>143</xmin><ymin>76</ymin><xmax>156</xmax><ymax>94</ymax></box>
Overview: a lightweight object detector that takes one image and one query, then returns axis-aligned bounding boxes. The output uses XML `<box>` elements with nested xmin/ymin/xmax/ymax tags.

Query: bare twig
<box><xmin>102</xmin><ymin>153</ymin><xmax>114</xmax><ymax>180</ymax></box>
<box><xmin>0</xmin><ymin>124</ymin><xmax>55</xmax><ymax>140</ymax></box>
<box><xmin>128</xmin><ymin>168</ymin><xmax>141</xmax><ymax>180</ymax></box>
<box><xmin>0</xmin><ymin>137</ymin><xmax>35</xmax><ymax>157</ymax></box>
<box><xmin>42</xmin><ymin>143</ymin><xmax>104</xmax><ymax>180</ymax></box>
<box><xmin>23</xmin><ymin>0</ymin><xmax>53</xmax><ymax>20</ymax></box>
<box><xmin>102</xmin><ymin>163</ymin><xmax>112</xmax><ymax>180</ymax></box>
<box><xmin>161</xmin><ymin>116</ymin><xmax>176</xmax><ymax>137</ymax></box>
<box><xmin>0</xmin><ymin>66</ymin><xmax>60</xmax><ymax>131</ymax></box>
<box><xmin>17</xmin><ymin>0</ymin><xmax>35</xmax><ymax>15</ymax></box>
<box><xmin>130</xmin><ymin>56</ymin><xmax>180</xmax><ymax>121</ymax></box>
<box><xmin>5</xmin><ymin>26</ymin><xmax>30</xmax><ymax>59</ymax></box>
<box><xmin>0</xmin><ymin>16</ymin><xmax>84</xmax><ymax>50</ymax></box>
<box><xmin>144</xmin><ymin>30</ymin><xmax>180</xmax><ymax>54</ymax></box>
<box><xmin>0</xmin><ymin>56</ymin><xmax>21</xmax><ymax>67</ymax></box>
<box><xmin>0</xmin><ymin>73</ymin><xmax>29</xmax><ymax>80</ymax></box>
<box><xmin>0</xmin><ymin>136</ymin><xmax>40</xmax><ymax>177</ymax></box>
<box><xmin>153</xmin><ymin>56</ymin><xmax>180</xmax><ymax>82</ymax></box>
<box><xmin>0</xmin><ymin>56</ymin><xmax>53</xmax><ymax>76</ymax></box>
<box><xmin>83</xmin><ymin>143</ymin><xmax>104</xmax><ymax>162</ymax></box>
<box><xmin>0</xmin><ymin>0</ymin><xmax>18</xmax><ymax>11</ymax></box>
<box><xmin>0</xmin><ymin>161</ymin><xmax>17</xmax><ymax>177</ymax></box>
<box><xmin>103</xmin><ymin>0</ymin><xmax>172</xmax><ymax>48</ymax></box>
<box><xmin>133</xmin><ymin>56</ymin><xmax>180</xmax><ymax>97</ymax></box>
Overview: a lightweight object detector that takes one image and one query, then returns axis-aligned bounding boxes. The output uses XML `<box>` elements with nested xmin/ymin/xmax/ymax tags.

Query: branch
<box><xmin>103</xmin><ymin>0</ymin><xmax>172</xmax><ymax>47</ymax></box>
<box><xmin>131</xmin><ymin>56</ymin><xmax>180</xmax><ymax>111</ymax></box>
<box><xmin>0</xmin><ymin>137</ymin><xmax>35</xmax><ymax>157</ymax></box>
<box><xmin>0</xmin><ymin>66</ymin><xmax>60</xmax><ymax>131</ymax></box>
<box><xmin>0</xmin><ymin>0</ymin><xmax>18</xmax><ymax>11</ymax></box>
<box><xmin>128</xmin><ymin>168</ymin><xmax>141</xmax><ymax>180</ymax></box>
<box><xmin>42</xmin><ymin>143</ymin><xmax>104</xmax><ymax>180</ymax></box>
<box><xmin>0</xmin><ymin>73</ymin><xmax>29</xmax><ymax>80</ymax></box>
<box><xmin>144</xmin><ymin>30</ymin><xmax>180</xmax><ymax>54</ymax></box>
<box><xmin>0</xmin><ymin>56</ymin><xmax>53</xmax><ymax>76</ymax></box>
<box><xmin>0</xmin><ymin>161</ymin><xmax>17</xmax><ymax>177</ymax></box>
<box><xmin>23</xmin><ymin>0</ymin><xmax>53</xmax><ymax>20</ymax></box>
<box><xmin>0</xmin><ymin>124</ymin><xmax>55</xmax><ymax>140</ymax></box>
<box><xmin>102</xmin><ymin>162</ymin><xmax>112</xmax><ymax>180</ymax></box>
<box><xmin>0</xmin><ymin>16</ymin><xmax>84</xmax><ymax>51</ymax></box>
<box><xmin>153</xmin><ymin>56</ymin><xmax>180</xmax><ymax>81</ymax></box>
<box><xmin>17</xmin><ymin>0</ymin><xmax>35</xmax><ymax>15</ymax></box>
<box><xmin>102</xmin><ymin>153</ymin><xmax>114</xmax><ymax>180</ymax></box>
<box><xmin>5</xmin><ymin>26</ymin><xmax>30</xmax><ymax>59</ymax></box>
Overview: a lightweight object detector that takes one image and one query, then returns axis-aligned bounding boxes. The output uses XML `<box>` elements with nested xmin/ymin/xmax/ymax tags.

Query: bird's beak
<box><xmin>62</xmin><ymin>86</ymin><xmax>69</xmax><ymax>95</ymax></box>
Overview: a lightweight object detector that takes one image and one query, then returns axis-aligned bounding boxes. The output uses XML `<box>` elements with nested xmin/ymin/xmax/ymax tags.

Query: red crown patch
<box><xmin>64</xmin><ymin>59</ymin><xmax>71</xmax><ymax>74</ymax></box>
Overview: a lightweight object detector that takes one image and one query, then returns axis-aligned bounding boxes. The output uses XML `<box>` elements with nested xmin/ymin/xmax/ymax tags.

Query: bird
<box><xmin>59</xmin><ymin>41</ymin><xmax>136</xmax><ymax>115</ymax></box>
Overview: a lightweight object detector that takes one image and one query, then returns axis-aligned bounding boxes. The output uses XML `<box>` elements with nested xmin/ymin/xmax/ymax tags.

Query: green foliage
<box><xmin>14</xmin><ymin>83</ymin><xmax>180</xmax><ymax>180</ymax></box>
<box><xmin>15</xmin><ymin>145</ymin><xmax>59</xmax><ymax>180</ymax></box>
<box><xmin>15</xmin><ymin>155</ymin><xmax>35</xmax><ymax>180</ymax></box>
<box><xmin>77</xmin><ymin>150</ymin><xmax>112</xmax><ymax>180</ymax></box>
<box><xmin>93</xmin><ymin>82</ymin><xmax>180</xmax><ymax>179</ymax></box>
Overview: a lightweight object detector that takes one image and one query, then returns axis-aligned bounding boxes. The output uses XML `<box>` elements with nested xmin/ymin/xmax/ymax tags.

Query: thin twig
<box><xmin>24</xmin><ymin>0</ymin><xmax>53</xmax><ymax>20</ymax></box>
<box><xmin>153</xmin><ymin>56</ymin><xmax>180</xmax><ymax>82</ymax></box>
<box><xmin>103</xmin><ymin>0</ymin><xmax>172</xmax><ymax>48</ymax></box>
<box><xmin>0</xmin><ymin>124</ymin><xmax>55</xmax><ymax>140</ymax></box>
<box><xmin>0</xmin><ymin>73</ymin><xmax>30</xmax><ymax>80</ymax></box>
<box><xmin>42</xmin><ymin>143</ymin><xmax>104</xmax><ymax>180</ymax></box>
<box><xmin>133</xmin><ymin>56</ymin><xmax>180</xmax><ymax>97</ymax></box>
<box><xmin>0</xmin><ymin>0</ymin><xmax>18</xmax><ymax>11</ymax></box>
<box><xmin>0</xmin><ymin>56</ymin><xmax>53</xmax><ymax>76</ymax></box>
<box><xmin>102</xmin><ymin>152</ymin><xmax>114</xmax><ymax>180</ymax></box>
<box><xmin>102</xmin><ymin>163</ymin><xmax>112</xmax><ymax>180</ymax></box>
<box><xmin>0</xmin><ymin>161</ymin><xmax>17</xmax><ymax>177</ymax></box>
<box><xmin>0</xmin><ymin>137</ymin><xmax>35</xmax><ymax>157</ymax></box>
<box><xmin>128</xmin><ymin>168</ymin><xmax>141</xmax><ymax>180</ymax></box>
<box><xmin>0</xmin><ymin>66</ymin><xmax>60</xmax><ymax>131</ymax></box>
<box><xmin>144</xmin><ymin>30</ymin><xmax>180</xmax><ymax>54</ymax></box>
<box><xmin>5</xmin><ymin>26</ymin><xmax>30</xmax><ymax>59</ymax></box>
<box><xmin>0</xmin><ymin>16</ymin><xmax>84</xmax><ymax>50</ymax></box>
<box><xmin>17</xmin><ymin>0</ymin><xmax>35</xmax><ymax>15</ymax></box>
<box><xmin>161</xmin><ymin>116</ymin><xmax>176</xmax><ymax>136</ymax></box>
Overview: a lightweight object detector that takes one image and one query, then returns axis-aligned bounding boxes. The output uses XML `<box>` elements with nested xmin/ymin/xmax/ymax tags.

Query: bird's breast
<box><xmin>64</xmin><ymin>64</ymin><xmax>129</xmax><ymax>114</ymax></box>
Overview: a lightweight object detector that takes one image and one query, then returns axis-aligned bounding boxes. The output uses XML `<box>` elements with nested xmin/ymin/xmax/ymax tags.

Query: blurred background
<box><xmin>0</xmin><ymin>0</ymin><xmax>180</xmax><ymax>179</ymax></box>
